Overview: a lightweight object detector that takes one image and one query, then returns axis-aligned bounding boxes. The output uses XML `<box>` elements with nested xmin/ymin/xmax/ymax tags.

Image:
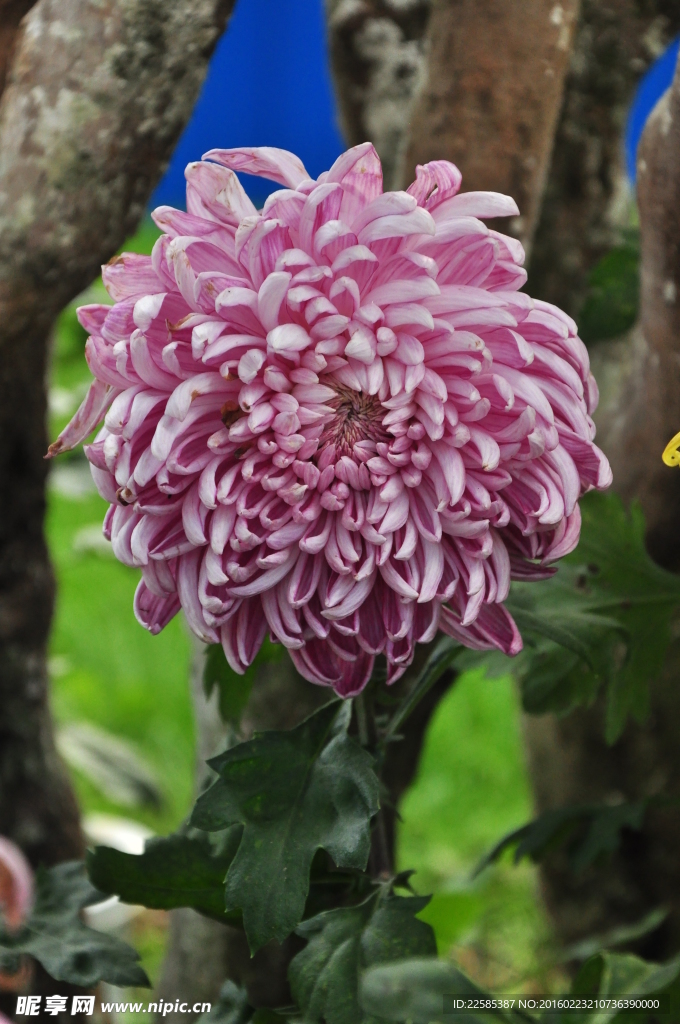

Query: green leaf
<box><xmin>360</xmin><ymin>952</ymin><xmax>680</xmax><ymax>1024</ymax></box>
<box><xmin>569</xmin><ymin>801</ymin><xmax>648</xmax><ymax>873</ymax></box>
<box><xmin>383</xmin><ymin>636</ymin><xmax>460</xmax><ymax>742</ymax></box>
<box><xmin>545</xmin><ymin>951</ymin><xmax>680</xmax><ymax>1024</ymax></box>
<box><xmin>579</xmin><ymin>232</ymin><xmax>639</xmax><ymax>345</ymax></box>
<box><xmin>196</xmin><ymin>981</ymin><xmax>251</xmax><ymax>1023</ymax></box>
<box><xmin>499</xmin><ymin>491</ymin><xmax>680</xmax><ymax>741</ymax></box>
<box><xmin>475</xmin><ymin>800</ymin><xmax>648</xmax><ymax>877</ymax></box>
<box><xmin>87</xmin><ymin>826</ymin><xmax>242</xmax><ymax>923</ymax></box>
<box><xmin>290</xmin><ymin>887</ymin><xmax>436</xmax><ymax>1024</ymax></box>
<box><xmin>191</xmin><ymin>700</ymin><xmax>380</xmax><ymax>952</ymax></box>
<box><xmin>195</xmin><ymin>980</ymin><xmax>287</xmax><ymax>1024</ymax></box>
<box><xmin>507</xmin><ymin>605</ymin><xmax>624</xmax><ymax>672</ymax></box>
<box><xmin>0</xmin><ymin>861</ymin><xmax>149</xmax><ymax>988</ymax></box>
<box><xmin>561</xmin><ymin>908</ymin><xmax>669</xmax><ymax>964</ymax></box>
<box><xmin>359</xmin><ymin>957</ymin><xmax>520</xmax><ymax>1024</ymax></box>
<box><xmin>203</xmin><ymin>638</ymin><xmax>284</xmax><ymax>725</ymax></box>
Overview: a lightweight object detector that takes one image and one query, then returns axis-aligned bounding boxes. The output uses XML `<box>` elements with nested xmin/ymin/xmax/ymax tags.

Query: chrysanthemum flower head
<box><xmin>50</xmin><ymin>143</ymin><xmax>612</xmax><ymax>695</ymax></box>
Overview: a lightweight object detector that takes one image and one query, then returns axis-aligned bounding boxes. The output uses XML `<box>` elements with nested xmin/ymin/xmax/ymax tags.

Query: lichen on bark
<box><xmin>0</xmin><ymin>0</ymin><xmax>236</xmax><ymax>1013</ymax></box>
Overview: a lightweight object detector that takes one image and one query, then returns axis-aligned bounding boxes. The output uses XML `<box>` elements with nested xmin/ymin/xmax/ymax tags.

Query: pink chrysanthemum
<box><xmin>50</xmin><ymin>143</ymin><xmax>612</xmax><ymax>696</ymax></box>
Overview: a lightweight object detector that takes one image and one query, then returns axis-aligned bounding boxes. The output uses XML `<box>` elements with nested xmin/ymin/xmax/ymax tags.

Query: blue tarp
<box><xmin>150</xmin><ymin>0</ymin><xmax>345</xmax><ymax>210</ymax></box>
<box><xmin>151</xmin><ymin>0</ymin><xmax>679</xmax><ymax>208</ymax></box>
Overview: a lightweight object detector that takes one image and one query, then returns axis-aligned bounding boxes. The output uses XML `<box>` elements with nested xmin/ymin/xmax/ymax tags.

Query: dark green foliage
<box><xmin>191</xmin><ymin>700</ymin><xmax>380</xmax><ymax>951</ymax></box>
<box><xmin>474</xmin><ymin>800</ymin><xmax>648</xmax><ymax>877</ymax></box>
<box><xmin>203</xmin><ymin>644</ymin><xmax>251</xmax><ymax>725</ymax></box>
<box><xmin>462</xmin><ymin>492</ymin><xmax>680</xmax><ymax>741</ymax></box>
<box><xmin>87</xmin><ymin>826</ymin><xmax>242</xmax><ymax>923</ymax></box>
<box><xmin>562</xmin><ymin>908</ymin><xmax>669</xmax><ymax>964</ymax></box>
<box><xmin>360</xmin><ymin>951</ymin><xmax>680</xmax><ymax>1024</ymax></box>
<box><xmin>359</xmin><ymin>957</ymin><xmax>522</xmax><ymax>1024</ymax></box>
<box><xmin>579</xmin><ymin>232</ymin><xmax>639</xmax><ymax>345</ymax></box>
<box><xmin>382</xmin><ymin>636</ymin><xmax>461</xmax><ymax>743</ymax></box>
<box><xmin>197</xmin><ymin>982</ymin><xmax>252</xmax><ymax>1024</ymax></box>
<box><xmin>196</xmin><ymin>981</ymin><xmax>287</xmax><ymax>1024</ymax></box>
<box><xmin>544</xmin><ymin>951</ymin><xmax>680</xmax><ymax>1024</ymax></box>
<box><xmin>0</xmin><ymin>861</ymin><xmax>149</xmax><ymax>987</ymax></box>
<box><xmin>289</xmin><ymin>885</ymin><xmax>436</xmax><ymax>1024</ymax></box>
<box><xmin>203</xmin><ymin>638</ymin><xmax>285</xmax><ymax>725</ymax></box>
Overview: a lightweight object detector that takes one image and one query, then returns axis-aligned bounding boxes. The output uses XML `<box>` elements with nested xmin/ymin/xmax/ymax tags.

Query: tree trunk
<box><xmin>529</xmin><ymin>0</ymin><xmax>680</xmax><ymax>318</ymax></box>
<box><xmin>400</xmin><ymin>0</ymin><xmax>580</xmax><ymax>252</ymax></box>
<box><xmin>523</xmin><ymin>51</ymin><xmax>680</xmax><ymax>958</ymax></box>
<box><xmin>330</xmin><ymin>0</ymin><xmax>680</xmax><ymax>961</ymax></box>
<box><xmin>0</xmin><ymin>1</ymin><xmax>36</xmax><ymax>94</ymax></box>
<box><xmin>325</xmin><ymin>0</ymin><xmax>431</xmax><ymax>191</ymax></box>
<box><xmin>0</xmin><ymin>0</ymin><xmax>235</xmax><ymax>1014</ymax></box>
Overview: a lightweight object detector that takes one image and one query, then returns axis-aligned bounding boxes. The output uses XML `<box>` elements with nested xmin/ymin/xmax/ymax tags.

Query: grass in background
<box><xmin>46</xmin><ymin>219</ymin><xmax>556</xmax><ymax>998</ymax></box>
<box><xmin>47</xmin><ymin>487</ymin><xmax>194</xmax><ymax>835</ymax></box>
<box><xmin>47</xmin><ymin>220</ymin><xmax>194</xmax><ymax>839</ymax></box>
<box><xmin>397</xmin><ymin>669</ymin><xmax>563</xmax><ymax>992</ymax></box>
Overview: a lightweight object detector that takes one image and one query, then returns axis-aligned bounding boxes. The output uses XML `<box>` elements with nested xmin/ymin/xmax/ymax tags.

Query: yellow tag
<box><xmin>662</xmin><ymin>431</ymin><xmax>680</xmax><ymax>467</ymax></box>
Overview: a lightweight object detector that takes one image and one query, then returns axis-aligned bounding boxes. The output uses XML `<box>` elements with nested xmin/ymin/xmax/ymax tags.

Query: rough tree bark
<box><xmin>529</xmin><ymin>0</ymin><xmax>680</xmax><ymax>318</ymax></box>
<box><xmin>523</xmin><ymin>51</ymin><xmax>680</xmax><ymax>957</ymax></box>
<box><xmin>373</xmin><ymin>0</ymin><xmax>680</xmax><ymax>958</ymax></box>
<box><xmin>0</xmin><ymin>0</ymin><xmax>235</xmax><ymax>1014</ymax></box>
<box><xmin>0</xmin><ymin>1</ymin><xmax>36</xmax><ymax>95</ymax></box>
<box><xmin>325</xmin><ymin>0</ymin><xmax>431</xmax><ymax>190</ymax></box>
<box><xmin>401</xmin><ymin>0</ymin><xmax>580</xmax><ymax>253</ymax></box>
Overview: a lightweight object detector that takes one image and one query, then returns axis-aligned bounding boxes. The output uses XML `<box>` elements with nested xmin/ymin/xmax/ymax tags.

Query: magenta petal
<box><xmin>334</xmin><ymin>647</ymin><xmax>374</xmax><ymax>697</ymax></box>
<box><xmin>53</xmin><ymin>139</ymin><xmax>610</xmax><ymax>696</ymax></box>
<box><xmin>407</xmin><ymin>160</ymin><xmax>462</xmax><ymax>210</ymax></box>
<box><xmin>0</xmin><ymin>837</ymin><xmax>33</xmax><ymax>930</ymax></box>
<box><xmin>47</xmin><ymin>379</ymin><xmax>119</xmax><ymax>457</ymax></box>
<box><xmin>134</xmin><ymin>580</ymin><xmax>181</xmax><ymax>635</ymax></box>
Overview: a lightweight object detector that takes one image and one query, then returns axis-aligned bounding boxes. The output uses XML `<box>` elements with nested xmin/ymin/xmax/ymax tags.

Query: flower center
<box><xmin>319</xmin><ymin>383</ymin><xmax>388</xmax><ymax>456</ymax></box>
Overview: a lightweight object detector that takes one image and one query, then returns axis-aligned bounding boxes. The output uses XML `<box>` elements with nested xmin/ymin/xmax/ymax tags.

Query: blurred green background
<box><xmin>49</xmin><ymin>216</ymin><xmax>639</xmax><ymax>1002</ymax></box>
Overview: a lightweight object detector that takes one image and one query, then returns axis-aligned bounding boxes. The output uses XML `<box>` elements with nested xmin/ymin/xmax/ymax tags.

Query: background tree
<box><xmin>5</xmin><ymin>0</ymin><xmax>680</xmax><ymax>1016</ymax></box>
<box><xmin>329</xmin><ymin>0</ymin><xmax>680</xmax><ymax>966</ymax></box>
<box><xmin>525</xmin><ymin>34</ymin><xmax>680</xmax><ymax>957</ymax></box>
<box><xmin>0</xmin><ymin>0</ymin><xmax>236</xmax><ymax>1012</ymax></box>
<box><xmin>160</xmin><ymin>0</ymin><xmax>680</xmax><ymax>1010</ymax></box>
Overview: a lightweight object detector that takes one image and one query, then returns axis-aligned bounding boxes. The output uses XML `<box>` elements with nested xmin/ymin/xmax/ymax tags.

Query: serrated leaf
<box><xmin>496</xmin><ymin>492</ymin><xmax>680</xmax><ymax>741</ymax></box>
<box><xmin>508</xmin><ymin>605</ymin><xmax>624</xmax><ymax>671</ymax></box>
<box><xmin>359</xmin><ymin>957</ymin><xmax>519</xmax><ymax>1024</ymax></box>
<box><xmin>190</xmin><ymin>700</ymin><xmax>380</xmax><ymax>952</ymax></box>
<box><xmin>203</xmin><ymin>639</ymin><xmax>283</xmax><ymax>725</ymax></box>
<box><xmin>579</xmin><ymin>232</ymin><xmax>639</xmax><ymax>345</ymax></box>
<box><xmin>474</xmin><ymin>800</ymin><xmax>648</xmax><ymax>878</ymax></box>
<box><xmin>194</xmin><ymin>979</ymin><xmax>289</xmax><ymax>1024</ymax></box>
<box><xmin>561</xmin><ymin>908</ymin><xmax>669</xmax><ymax>964</ymax></box>
<box><xmin>544</xmin><ymin>951</ymin><xmax>680</xmax><ymax>1024</ymax></box>
<box><xmin>196</xmin><ymin>980</ymin><xmax>251</xmax><ymax>1023</ymax></box>
<box><xmin>87</xmin><ymin>826</ymin><xmax>242</xmax><ymax>923</ymax></box>
<box><xmin>0</xmin><ymin>861</ymin><xmax>149</xmax><ymax>988</ymax></box>
<box><xmin>360</xmin><ymin>951</ymin><xmax>680</xmax><ymax>1024</ymax></box>
<box><xmin>290</xmin><ymin>887</ymin><xmax>436</xmax><ymax>1024</ymax></box>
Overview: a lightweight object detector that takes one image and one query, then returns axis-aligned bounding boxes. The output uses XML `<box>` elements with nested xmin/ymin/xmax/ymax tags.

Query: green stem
<box><xmin>355</xmin><ymin>692</ymin><xmax>370</xmax><ymax>749</ymax></box>
<box><xmin>382</xmin><ymin>638</ymin><xmax>460</xmax><ymax>746</ymax></box>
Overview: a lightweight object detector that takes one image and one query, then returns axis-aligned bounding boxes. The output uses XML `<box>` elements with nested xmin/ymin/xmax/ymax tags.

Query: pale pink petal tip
<box><xmin>52</xmin><ymin>141</ymin><xmax>611</xmax><ymax>695</ymax></box>
<box><xmin>202</xmin><ymin>146</ymin><xmax>309</xmax><ymax>189</ymax></box>
<box><xmin>46</xmin><ymin>379</ymin><xmax>117</xmax><ymax>458</ymax></box>
<box><xmin>0</xmin><ymin>836</ymin><xmax>33</xmax><ymax>930</ymax></box>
